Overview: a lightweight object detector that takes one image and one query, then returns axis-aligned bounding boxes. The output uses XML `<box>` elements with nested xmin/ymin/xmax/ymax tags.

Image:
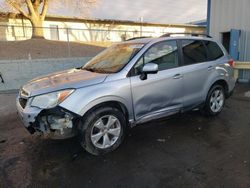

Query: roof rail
<box><xmin>126</xmin><ymin>36</ymin><xmax>151</xmax><ymax>41</ymax></box>
<box><xmin>160</xmin><ymin>33</ymin><xmax>212</xmax><ymax>38</ymax></box>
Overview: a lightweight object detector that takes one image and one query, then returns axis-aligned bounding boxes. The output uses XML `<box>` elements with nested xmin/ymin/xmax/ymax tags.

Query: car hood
<box><xmin>22</xmin><ymin>68</ymin><xmax>108</xmax><ymax>97</ymax></box>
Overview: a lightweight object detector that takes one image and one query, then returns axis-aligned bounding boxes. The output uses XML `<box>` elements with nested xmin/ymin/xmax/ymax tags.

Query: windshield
<box><xmin>83</xmin><ymin>43</ymin><xmax>144</xmax><ymax>73</ymax></box>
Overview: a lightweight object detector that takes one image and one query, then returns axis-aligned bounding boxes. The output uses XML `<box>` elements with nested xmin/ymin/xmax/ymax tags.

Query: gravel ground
<box><xmin>0</xmin><ymin>84</ymin><xmax>250</xmax><ymax>188</ymax></box>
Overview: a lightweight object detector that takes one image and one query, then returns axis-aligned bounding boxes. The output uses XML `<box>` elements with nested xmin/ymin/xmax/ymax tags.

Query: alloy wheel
<box><xmin>210</xmin><ymin>89</ymin><xmax>224</xmax><ymax>113</ymax></box>
<box><xmin>91</xmin><ymin>115</ymin><xmax>121</xmax><ymax>149</ymax></box>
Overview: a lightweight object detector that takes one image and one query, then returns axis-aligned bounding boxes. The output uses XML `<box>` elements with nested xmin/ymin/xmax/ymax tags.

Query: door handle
<box><xmin>208</xmin><ymin>66</ymin><xmax>214</xmax><ymax>71</ymax></box>
<box><xmin>173</xmin><ymin>74</ymin><xmax>183</xmax><ymax>79</ymax></box>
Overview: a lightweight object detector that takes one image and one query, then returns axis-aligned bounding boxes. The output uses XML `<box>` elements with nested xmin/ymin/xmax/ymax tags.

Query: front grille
<box><xmin>19</xmin><ymin>98</ymin><xmax>28</xmax><ymax>109</ymax></box>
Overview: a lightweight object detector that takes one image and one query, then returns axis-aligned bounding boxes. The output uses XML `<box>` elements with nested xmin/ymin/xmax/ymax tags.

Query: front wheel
<box><xmin>204</xmin><ymin>85</ymin><xmax>225</xmax><ymax>116</ymax></box>
<box><xmin>80</xmin><ymin>107</ymin><xmax>126</xmax><ymax>155</ymax></box>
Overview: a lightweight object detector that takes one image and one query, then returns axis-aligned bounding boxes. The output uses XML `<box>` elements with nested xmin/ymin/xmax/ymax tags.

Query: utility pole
<box><xmin>139</xmin><ymin>17</ymin><xmax>143</xmax><ymax>37</ymax></box>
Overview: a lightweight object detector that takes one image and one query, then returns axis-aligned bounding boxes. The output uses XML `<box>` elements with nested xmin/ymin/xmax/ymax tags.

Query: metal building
<box><xmin>207</xmin><ymin>0</ymin><xmax>250</xmax><ymax>82</ymax></box>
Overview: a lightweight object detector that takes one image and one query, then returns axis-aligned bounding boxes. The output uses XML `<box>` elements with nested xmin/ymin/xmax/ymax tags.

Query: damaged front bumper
<box><xmin>16</xmin><ymin>95</ymin><xmax>79</xmax><ymax>139</ymax></box>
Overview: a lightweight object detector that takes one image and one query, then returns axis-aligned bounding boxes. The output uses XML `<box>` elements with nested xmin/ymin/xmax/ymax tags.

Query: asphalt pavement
<box><xmin>0</xmin><ymin>84</ymin><xmax>250</xmax><ymax>188</ymax></box>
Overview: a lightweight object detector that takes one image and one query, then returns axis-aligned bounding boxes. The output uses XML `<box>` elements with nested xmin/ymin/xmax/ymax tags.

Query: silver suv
<box><xmin>17</xmin><ymin>34</ymin><xmax>235</xmax><ymax>155</ymax></box>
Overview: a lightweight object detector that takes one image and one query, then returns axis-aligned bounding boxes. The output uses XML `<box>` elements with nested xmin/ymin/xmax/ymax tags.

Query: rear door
<box><xmin>180</xmin><ymin>39</ymin><xmax>225</xmax><ymax>109</ymax></box>
<box><xmin>180</xmin><ymin>39</ymin><xmax>211</xmax><ymax>108</ymax></box>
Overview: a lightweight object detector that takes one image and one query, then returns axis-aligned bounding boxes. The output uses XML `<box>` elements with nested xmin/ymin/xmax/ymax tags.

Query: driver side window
<box><xmin>134</xmin><ymin>40</ymin><xmax>179</xmax><ymax>75</ymax></box>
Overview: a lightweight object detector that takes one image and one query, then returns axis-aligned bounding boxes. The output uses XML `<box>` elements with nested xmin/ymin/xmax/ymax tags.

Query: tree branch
<box><xmin>6</xmin><ymin>0</ymin><xmax>30</xmax><ymax>19</ymax></box>
<box><xmin>40</xmin><ymin>0</ymin><xmax>48</xmax><ymax>20</ymax></box>
<box><xmin>25</xmin><ymin>0</ymin><xmax>36</xmax><ymax>16</ymax></box>
<box><xmin>33</xmin><ymin>0</ymin><xmax>41</xmax><ymax>13</ymax></box>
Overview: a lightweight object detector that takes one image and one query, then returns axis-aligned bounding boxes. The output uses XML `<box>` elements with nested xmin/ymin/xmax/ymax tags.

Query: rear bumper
<box><xmin>226</xmin><ymin>74</ymin><xmax>236</xmax><ymax>98</ymax></box>
<box><xmin>226</xmin><ymin>88</ymin><xmax>234</xmax><ymax>98</ymax></box>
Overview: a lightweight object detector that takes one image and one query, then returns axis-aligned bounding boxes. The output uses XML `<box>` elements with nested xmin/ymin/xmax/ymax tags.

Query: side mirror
<box><xmin>140</xmin><ymin>63</ymin><xmax>158</xmax><ymax>80</ymax></box>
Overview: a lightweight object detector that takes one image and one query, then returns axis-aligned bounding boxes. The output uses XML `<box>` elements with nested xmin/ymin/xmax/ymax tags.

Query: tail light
<box><xmin>228</xmin><ymin>59</ymin><xmax>235</xmax><ymax>68</ymax></box>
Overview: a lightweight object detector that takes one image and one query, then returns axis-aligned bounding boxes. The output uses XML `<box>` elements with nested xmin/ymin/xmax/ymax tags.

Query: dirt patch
<box><xmin>0</xmin><ymin>39</ymin><xmax>106</xmax><ymax>60</ymax></box>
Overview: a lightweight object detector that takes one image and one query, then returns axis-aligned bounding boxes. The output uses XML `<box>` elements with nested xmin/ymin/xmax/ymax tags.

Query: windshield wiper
<box><xmin>82</xmin><ymin>67</ymin><xmax>114</xmax><ymax>74</ymax></box>
<box><xmin>82</xmin><ymin>67</ymin><xmax>96</xmax><ymax>72</ymax></box>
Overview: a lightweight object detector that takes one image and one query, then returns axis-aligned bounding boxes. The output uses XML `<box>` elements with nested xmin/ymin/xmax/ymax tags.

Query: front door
<box><xmin>130</xmin><ymin>40</ymin><xmax>184</xmax><ymax>123</ymax></box>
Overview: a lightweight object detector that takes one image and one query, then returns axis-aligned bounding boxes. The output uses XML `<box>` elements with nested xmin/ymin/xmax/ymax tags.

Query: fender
<box><xmin>203</xmin><ymin>75</ymin><xmax>229</xmax><ymax>101</ymax></box>
<box><xmin>78</xmin><ymin>95</ymin><xmax>134</xmax><ymax>121</ymax></box>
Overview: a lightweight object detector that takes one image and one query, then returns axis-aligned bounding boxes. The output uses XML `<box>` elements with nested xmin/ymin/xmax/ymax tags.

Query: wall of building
<box><xmin>209</xmin><ymin>0</ymin><xmax>250</xmax><ymax>82</ymax></box>
<box><xmin>0</xmin><ymin>57</ymin><xmax>91</xmax><ymax>91</ymax></box>
<box><xmin>0</xmin><ymin>16</ymin><xmax>205</xmax><ymax>42</ymax></box>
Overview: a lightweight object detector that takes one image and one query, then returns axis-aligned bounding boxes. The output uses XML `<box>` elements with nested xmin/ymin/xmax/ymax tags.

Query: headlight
<box><xmin>31</xmin><ymin>89</ymin><xmax>74</xmax><ymax>109</ymax></box>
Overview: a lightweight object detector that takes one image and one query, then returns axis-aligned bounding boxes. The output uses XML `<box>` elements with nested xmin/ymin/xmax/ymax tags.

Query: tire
<box><xmin>204</xmin><ymin>85</ymin><xmax>225</xmax><ymax>116</ymax></box>
<box><xmin>80</xmin><ymin>106</ymin><xmax>126</xmax><ymax>155</ymax></box>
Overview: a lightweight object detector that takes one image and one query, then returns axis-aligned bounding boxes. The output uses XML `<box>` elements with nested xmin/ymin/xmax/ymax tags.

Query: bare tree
<box><xmin>3</xmin><ymin>0</ymin><xmax>96</xmax><ymax>38</ymax></box>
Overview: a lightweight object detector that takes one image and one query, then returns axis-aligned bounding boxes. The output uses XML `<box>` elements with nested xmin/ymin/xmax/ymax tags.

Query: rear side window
<box><xmin>203</xmin><ymin>40</ymin><xmax>224</xmax><ymax>61</ymax></box>
<box><xmin>181</xmin><ymin>40</ymin><xmax>207</xmax><ymax>65</ymax></box>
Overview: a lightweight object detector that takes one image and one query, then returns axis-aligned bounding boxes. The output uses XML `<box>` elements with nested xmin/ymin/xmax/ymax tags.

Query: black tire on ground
<box><xmin>80</xmin><ymin>106</ymin><xmax>127</xmax><ymax>156</ymax></box>
<box><xmin>204</xmin><ymin>84</ymin><xmax>225</xmax><ymax>116</ymax></box>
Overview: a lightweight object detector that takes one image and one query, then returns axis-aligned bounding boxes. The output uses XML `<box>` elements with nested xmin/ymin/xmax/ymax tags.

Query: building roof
<box><xmin>189</xmin><ymin>19</ymin><xmax>207</xmax><ymax>26</ymax></box>
<box><xmin>0</xmin><ymin>12</ymin><xmax>206</xmax><ymax>29</ymax></box>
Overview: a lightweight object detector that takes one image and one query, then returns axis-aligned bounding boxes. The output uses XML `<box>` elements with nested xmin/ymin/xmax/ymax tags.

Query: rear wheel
<box><xmin>80</xmin><ymin>106</ymin><xmax>126</xmax><ymax>155</ymax></box>
<box><xmin>204</xmin><ymin>85</ymin><xmax>225</xmax><ymax>116</ymax></box>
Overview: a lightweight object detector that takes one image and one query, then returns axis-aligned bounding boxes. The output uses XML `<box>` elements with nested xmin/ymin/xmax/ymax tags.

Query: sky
<box><xmin>0</xmin><ymin>0</ymin><xmax>208</xmax><ymax>24</ymax></box>
<box><xmin>90</xmin><ymin>0</ymin><xmax>207</xmax><ymax>24</ymax></box>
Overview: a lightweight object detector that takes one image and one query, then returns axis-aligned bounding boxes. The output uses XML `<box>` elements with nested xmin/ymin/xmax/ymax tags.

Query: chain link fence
<box><xmin>0</xmin><ymin>25</ymin><xmax>163</xmax><ymax>60</ymax></box>
<box><xmin>0</xmin><ymin>25</ymin><xmax>159</xmax><ymax>42</ymax></box>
